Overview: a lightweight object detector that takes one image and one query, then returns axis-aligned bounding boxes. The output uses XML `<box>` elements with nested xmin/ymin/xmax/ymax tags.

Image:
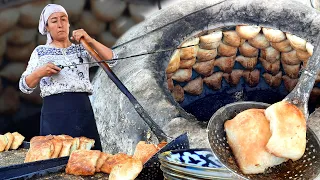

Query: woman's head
<box><xmin>39</xmin><ymin>4</ymin><xmax>69</xmax><ymax>44</ymax></box>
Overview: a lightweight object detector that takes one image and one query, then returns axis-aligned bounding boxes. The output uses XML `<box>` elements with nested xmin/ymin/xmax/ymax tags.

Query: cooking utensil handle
<box><xmin>80</xmin><ymin>38</ymin><xmax>168</xmax><ymax>142</ymax></box>
<box><xmin>284</xmin><ymin>34</ymin><xmax>320</xmax><ymax>119</ymax></box>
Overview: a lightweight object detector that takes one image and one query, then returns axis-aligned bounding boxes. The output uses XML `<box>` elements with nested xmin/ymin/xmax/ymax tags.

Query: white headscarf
<box><xmin>38</xmin><ymin>4</ymin><xmax>68</xmax><ymax>45</ymax></box>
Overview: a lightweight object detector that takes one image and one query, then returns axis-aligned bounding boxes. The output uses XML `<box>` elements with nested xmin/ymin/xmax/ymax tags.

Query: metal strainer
<box><xmin>207</xmin><ymin>33</ymin><xmax>320</xmax><ymax>179</ymax></box>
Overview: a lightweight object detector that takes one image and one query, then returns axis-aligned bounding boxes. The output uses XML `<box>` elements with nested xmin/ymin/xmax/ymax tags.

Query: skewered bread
<box><xmin>65</xmin><ymin>149</ymin><xmax>101</xmax><ymax>176</ymax></box>
<box><xmin>225</xmin><ymin>109</ymin><xmax>287</xmax><ymax>174</ymax></box>
<box><xmin>265</xmin><ymin>101</ymin><xmax>306</xmax><ymax>161</ymax></box>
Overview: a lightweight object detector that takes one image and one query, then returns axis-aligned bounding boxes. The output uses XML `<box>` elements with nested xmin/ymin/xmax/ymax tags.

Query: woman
<box><xmin>19</xmin><ymin>4</ymin><xmax>115</xmax><ymax>150</ymax></box>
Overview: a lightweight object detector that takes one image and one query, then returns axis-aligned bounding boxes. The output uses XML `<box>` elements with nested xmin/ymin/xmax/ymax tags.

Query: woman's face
<box><xmin>46</xmin><ymin>12</ymin><xmax>69</xmax><ymax>42</ymax></box>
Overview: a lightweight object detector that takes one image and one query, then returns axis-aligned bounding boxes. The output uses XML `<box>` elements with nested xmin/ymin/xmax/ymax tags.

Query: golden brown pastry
<box><xmin>30</xmin><ymin>135</ymin><xmax>54</xmax><ymax>144</ymax></box>
<box><xmin>243</xmin><ymin>69</ymin><xmax>260</xmax><ymax>87</ymax></box>
<box><xmin>235</xmin><ymin>56</ymin><xmax>257</xmax><ymax>70</ymax></box>
<box><xmin>225</xmin><ymin>109</ymin><xmax>287</xmax><ymax>174</ymax></box>
<box><xmin>199</xmin><ymin>30</ymin><xmax>222</xmax><ymax>50</ymax></box>
<box><xmin>167</xmin><ymin>78</ymin><xmax>174</xmax><ymax>92</ymax></box>
<box><xmin>217</xmin><ymin>41</ymin><xmax>237</xmax><ymax>57</ymax></box>
<box><xmin>265</xmin><ymin>101</ymin><xmax>306</xmax><ymax>161</ymax></box>
<box><xmin>281</xmin><ymin>50</ymin><xmax>301</xmax><ymax>65</ymax></box>
<box><xmin>101</xmin><ymin>153</ymin><xmax>132</xmax><ymax>174</ymax></box>
<box><xmin>109</xmin><ymin>158</ymin><xmax>143</xmax><ymax>180</ymax></box>
<box><xmin>263</xmin><ymin>72</ymin><xmax>282</xmax><ymax>87</ymax></box>
<box><xmin>223</xmin><ymin>69</ymin><xmax>243</xmax><ymax>86</ymax></box>
<box><xmin>0</xmin><ymin>135</ymin><xmax>8</xmax><ymax>152</ymax></box>
<box><xmin>239</xmin><ymin>41</ymin><xmax>258</xmax><ymax>57</ymax></box>
<box><xmin>59</xmin><ymin>139</ymin><xmax>73</xmax><ymax>157</ymax></box>
<box><xmin>172</xmin><ymin>85</ymin><xmax>184</xmax><ymax>102</ymax></box>
<box><xmin>282</xmin><ymin>63</ymin><xmax>300</xmax><ymax>79</ymax></box>
<box><xmin>171</xmin><ymin>68</ymin><xmax>192</xmax><ymax>82</ymax></box>
<box><xmin>179</xmin><ymin>57</ymin><xmax>196</xmax><ymax>69</ymax></box>
<box><xmin>25</xmin><ymin>139</ymin><xmax>54</xmax><ymax>163</ymax></box>
<box><xmin>179</xmin><ymin>38</ymin><xmax>199</xmax><ymax>60</ymax></box>
<box><xmin>222</xmin><ymin>31</ymin><xmax>241</xmax><ymax>47</ymax></box>
<box><xmin>306</xmin><ymin>42</ymin><xmax>314</xmax><ymax>56</ymax></box>
<box><xmin>133</xmin><ymin>141</ymin><xmax>159</xmax><ymax>164</ymax></box>
<box><xmin>78</xmin><ymin>137</ymin><xmax>95</xmax><ymax>150</ymax></box>
<box><xmin>286</xmin><ymin>33</ymin><xmax>307</xmax><ymax>51</ymax></box>
<box><xmin>192</xmin><ymin>59</ymin><xmax>215</xmax><ymax>76</ymax></box>
<box><xmin>10</xmin><ymin>132</ymin><xmax>25</xmax><ymax>150</ymax></box>
<box><xmin>166</xmin><ymin>50</ymin><xmax>180</xmax><ymax>73</ymax></box>
<box><xmin>260</xmin><ymin>46</ymin><xmax>280</xmax><ymax>63</ymax></box>
<box><xmin>259</xmin><ymin>58</ymin><xmax>280</xmax><ymax>75</ymax></box>
<box><xmin>183</xmin><ymin>77</ymin><xmax>203</xmax><ymax>95</ymax></box>
<box><xmin>236</xmin><ymin>25</ymin><xmax>261</xmax><ymax>39</ymax></box>
<box><xmin>50</xmin><ymin>138</ymin><xmax>63</xmax><ymax>158</ymax></box>
<box><xmin>55</xmin><ymin>134</ymin><xmax>73</xmax><ymax>140</ymax></box>
<box><xmin>296</xmin><ymin>49</ymin><xmax>310</xmax><ymax>61</ymax></box>
<box><xmin>196</xmin><ymin>48</ymin><xmax>217</xmax><ymax>61</ymax></box>
<box><xmin>65</xmin><ymin>150</ymin><xmax>101</xmax><ymax>176</ymax></box>
<box><xmin>70</xmin><ymin>137</ymin><xmax>80</xmax><ymax>154</ymax></box>
<box><xmin>4</xmin><ymin>132</ymin><xmax>14</xmax><ymax>151</ymax></box>
<box><xmin>262</xmin><ymin>27</ymin><xmax>286</xmax><ymax>43</ymax></box>
<box><xmin>282</xmin><ymin>75</ymin><xmax>298</xmax><ymax>92</ymax></box>
<box><xmin>214</xmin><ymin>56</ymin><xmax>236</xmax><ymax>73</ymax></box>
<box><xmin>96</xmin><ymin>152</ymin><xmax>113</xmax><ymax>172</ymax></box>
<box><xmin>203</xmin><ymin>72</ymin><xmax>224</xmax><ymax>90</ymax></box>
<box><xmin>247</xmin><ymin>33</ymin><xmax>270</xmax><ymax>49</ymax></box>
<box><xmin>270</xmin><ymin>39</ymin><xmax>293</xmax><ymax>52</ymax></box>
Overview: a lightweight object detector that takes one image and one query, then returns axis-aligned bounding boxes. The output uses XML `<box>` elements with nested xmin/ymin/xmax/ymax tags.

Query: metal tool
<box><xmin>207</xmin><ymin>33</ymin><xmax>320</xmax><ymax>179</ymax></box>
<box><xmin>80</xmin><ymin>39</ymin><xmax>189</xmax><ymax>179</ymax></box>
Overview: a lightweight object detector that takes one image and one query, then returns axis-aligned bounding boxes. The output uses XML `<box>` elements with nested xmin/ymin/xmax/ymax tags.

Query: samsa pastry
<box><xmin>166</xmin><ymin>50</ymin><xmax>180</xmax><ymax>74</ymax></box>
<box><xmin>199</xmin><ymin>30</ymin><xmax>222</xmax><ymax>50</ymax></box>
<box><xmin>262</xmin><ymin>27</ymin><xmax>286</xmax><ymax>43</ymax></box>
<box><xmin>172</xmin><ymin>68</ymin><xmax>192</xmax><ymax>82</ymax></box>
<box><xmin>101</xmin><ymin>153</ymin><xmax>132</xmax><ymax>174</ymax></box>
<box><xmin>96</xmin><ymin>152</ymin><xmax>113</xmax><ymax>172</ymax></box>
<box><xmin>239</xmin><ymin>41</ymin><xmax>258</xmax><ymax>57</ymax></box>
<box><xmin>270</xmin><ymin>40</ymin><xmax>293</xmax><ymax>52</ymax></box>
<box><xmin>281</xmin><ymin>50</ymin><xmax>300</xmax><ymax>65</ymax></box>
<box><xmin>235</xmin><ymin>56</ymin><xmax>257</xmax><ymax>70</ymax></box>
<box><xmin>286</xmin><ymin>33</ymin><xmax>307</xmax><ymax>51</ymax></box>
<box><xmin>243</xmin><ymin>69</ymin><xmax>260</xmax><ymax>87</ymax></box>
<box><xmin>183</xmin><ymin>77</ymin><xmax>203</xmax><ymax>95</ymax></box>
<box><xmin>4</xmin><ymin>132</ymin><xmax>13</xmax><ymax>151</ymax></box>
<box><xmin>179</xmin><ymin>37</ymin><xmax>199</xmax><ymax>60</ymax></box>
<box><xmin>236</xmin><ymin>25</ymin><xmax>261</xmax><ymax>39</ymax></box>
<box><xmin>263</xmin><ymin>72</ymin><xmax>282</xmax><ymax>87</ymax></box>
<box><xmin>193</xmin><ymin>59</ymin><xmax>215</xmax><ymax>76</ymax></box>
<box><xmin>179</xmin><ymin>57</ymin><xmax>196</xmax><ymax>69</ymax></box>
<box><xmin>172</xmin><ymin>85</ymin><xmax>184</xmax><ymax>102</ymax></box>
<box><xmin>224</xmin><ymin>109</ymin><xmax>287</xmax><ymax>174</ymax></box>
<box><xmin>282</xmin><ymin>75</ymin><xmax>298</xmax><ymax>92</ymax></box>
<box><xmin>259</xmin><ymin>57</ymin><xmax>280</xmax><ymax>75</ymax></box>
<box><xmin>248</xmin><ymin>33</ymin><xmax>270</xmax><ymax>49</ymax></box>
<box><xmin>214</xmin><ymin>56</ymin><xmax>236</xmax><ymax>73</ymax></box>
<box><xmin>296</xmin><ymin>49</ymin><xmax>311</xmax><ymax>61</ymax></box>
<box><xmin>203</xmin><ymin>72</ymin><xmax>224</xmax><ymax>90</ymax></box>
<box><xmin>78</xmin><ymin>137</ymin><xmax>95</xmax><ymax>150</ymax></box>
<box><xmin>25</xmin><ymin>139</ymin><xmax>54</xmax><ymax>163</ymax></box>
<box><xmin>282</xmin><ymin>63</ymin><xmax>300</xmax><ymax>79</ymax></box>
<box><xmin>218</xmin><ymin>41</ymin><xmax>237</xmax><ymax>57</ymax></box>
<box><xmin>133</xmin><ymin>141</ymin><xmax>160</xmax><ymax>164</ymax></box>
<box><xmin>265</xmin><ymin>101</ymin><xmax>306</xmax><ymax>161</ymax></box>
<box><xmin>196</xmin><ymin>48</ymin><xmax>217</xmax><ymax>62</ymax></box>
<box><xmin>306</xmin><ymin>42</ymin><xmax>314</xmax><ymax>56</ymax></box>
<box><xmin>0</xmin><ymin>135</ymin><xmax>7</xmax><ymax>152</ymax></box>
<box><xmin>50</xmin><ymin>138</ymin><xmax>63</xmax><ymax>158</ymax></box>
<box><xmin>261</xmin><ymin>46</ymin><xmax>280</xmax><ymax>63</ymax></box>
<box><xmin>223</xmin><ymin>69</ymin><xmax>243</xmax><ymax>86</ymax></box>
<box><xmin>10</xmin><ymin>132</ymin><xmax>25</xmax><ymax>150</ymax></box>
<box><xmin>167</xmin><ymin>78</ymin><xmax>174</xmax><ymax>92</ymax></box>
<box><xmin>222</xmin><ymin>31</ymin><xmax>241</xmax><ymax>47</ymax></box>
<box><xmin>59</xmin><ymin>139</ymin><xmax>73</xmax><ymax>157</ymax></box>
<box><xmin>109</xmin><ymin>158</ymin><xmax>143</xmax><ymax>180</ymax></box>
<box><xmin>65</xmin><ymin>150</ymin><xmax>101</xmax><ymax>176</ymax></box>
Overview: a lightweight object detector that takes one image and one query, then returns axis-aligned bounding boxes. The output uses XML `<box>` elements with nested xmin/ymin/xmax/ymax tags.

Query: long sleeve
<box><xmin>19</xmin><ymin>49</ymin><xmax>40</xmax><ymax>94</ymax></box>
<box><xmin>87</xmin><ymin>49</ymin><xmax>118</xmax><ymax>68</ymax></box>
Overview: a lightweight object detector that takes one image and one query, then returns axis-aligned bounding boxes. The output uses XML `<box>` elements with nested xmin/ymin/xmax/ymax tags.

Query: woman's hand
<box><xmin>71</xmin><ymin>29</ymin><xmax>93</xmax><ymax>44</ymax></box>
<box><xmin>35</xmin><ymin>62</ymin><xmax>61</xmax><ymax>78</ymax></box>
